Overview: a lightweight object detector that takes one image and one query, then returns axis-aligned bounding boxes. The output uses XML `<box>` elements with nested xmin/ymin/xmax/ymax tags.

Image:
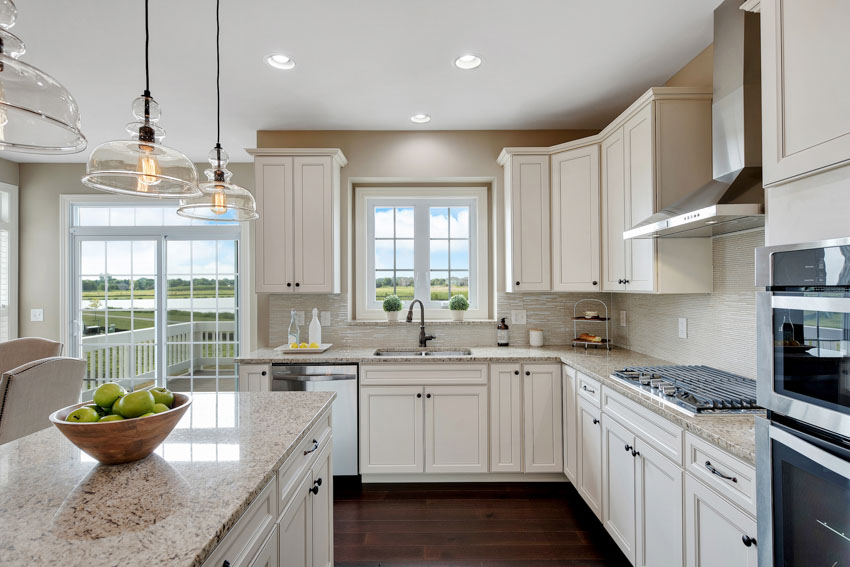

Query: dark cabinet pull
<box><xmin>624</xmin><ymin>444</ymin><xmax>632</xmax><ymax>452</ymax></box>
<box><xmin>741</xmin><ymin>535</ymin><xmax>756</xmax><ymax>547</ymax></box>
<box><xmin>592</xmin><ymin>418</ymin><xmax>599</xmax><ymax>425</ymax></box>
<box><xmin>426</xmin><ymin>393</ymin><xmax>432</xmax><ymax>398</ymax></box>
<box><xmin>631</xmin><ymin>448</ymin><xmax>639</xmax><ymax>457</ymax></box>
<box><xmin>295</xmin><ymin>282</ymin><xmax>300</xmax><ymax>287</ymax></box>
<box><xmin>416</xmin><ymin>393</ymin><xmax>422</xmax><ymax>398</ymax></box>
<box><xmin>582</xmin><ymin>384</ymin><xmax>595</xmax><ymax>394</ymax></box>
<box><xmin>525</xmin><ymin>371</ymin><xmax>531</xmax><ymax>376</ymax></box>
<box><xmin>592</xmin><ymin>280</ymin><xmax>598</xmax><ymax>286</ymax></box>
<box><xmin>223</xmin><ymin>561</ymin><xmax>231</xmax><ymax>567</ymax></box>
<box><xmin>261</xmin><ymin>371</ymin><xmax>267</xmax><ymax>376</ymax></box>
<box><xmin>515</xmin><ymin>281</ymin><xmax>521</xmax><ymax>286</ymax></box>
<box><xmin>514</xmin><ymin>370</ymin><xmax>519</xmax><ymax>375</ymax></box>
<box><xmin>315</xmin><ymin>477</ymin><xmax>322</xmax><ymax>487</ymax></box>
<box><xmin>618</xmin><ymin>279</ymin><xmax>623</xmax><ymax>284</ymax></box>
<box><xmin>304</xmin><ymin>439</ymin><xmax>319</xmax><ymax>455</ymax></box>
<box><xmin>624</xmin><ymin>279</ymin><xmax>630</xmax><ymax>284</ymax></box>
<box><xmin>286</xmin><ymin>282</ymin><xmax>292</xmax><ymax>287</ymax></box>
<box><xmin>705</xmin><ymin>460</ymin><xmax>737</xmax><ymax>483</ymax></box>
<box><xmin>309</xmin><ymin>484</ymin><xmax>320</xmax><ymax>495</ymax></box>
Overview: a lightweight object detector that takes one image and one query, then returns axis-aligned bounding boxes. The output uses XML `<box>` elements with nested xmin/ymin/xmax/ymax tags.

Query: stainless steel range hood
<box><xmin>625</xmin><ymin>0</ymin><xmax>763</xmax><ymax>240</ymax></box>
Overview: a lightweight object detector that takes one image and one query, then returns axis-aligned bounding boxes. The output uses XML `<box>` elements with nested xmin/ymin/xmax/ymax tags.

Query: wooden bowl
<box><xmin>49</xmin><ymin>393</ymin><xmax>192</xmax><ymax>465</ymax></box>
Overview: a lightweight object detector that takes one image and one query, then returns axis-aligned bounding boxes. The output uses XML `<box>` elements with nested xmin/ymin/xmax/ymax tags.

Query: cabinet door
<box><xmin>523</xmin><ymin>364</ymin><xmax>563</xmax><ymax>473</ymax></box>
<box><xmin>250</xmin><ymin>526</ymin><xmax>279</xmax><ymax>567</ymax></box>
<box><xmin>762</xmin><ymin>0</ymin><xmax>850</xmax><ymax>186</ymax></box>
<box><xmin>255</xmin><ymin>157</ymin><xmax>294</xmax><ymax>293</ymax></box>
<box><xmin>635</xmin><ymin>438</ymin><xmax>683</xmax><ymax>567</ymax></box>
<box><xmin>238</xmin><ymin>364</ymin><xmax>271</xmax><ymax>392</ymax></box>
<box><xmin>623</xmin><ymin>103</ymin><xmax>656</xmax><ymax>292</ymax></box>
<box><xmin>602</xmin><ymin>416</ymin><xmax>637</xmax><ymax>563</ymax></box>
<box><xmin>490</xmin><ymin>363</ymin><xmax>522</xmax><ymax>472</ymax></box>
<box><xmin>508</xmin><ymin>155</ymin><xmax>551</xmax><ymax>291</ymax></box>
<box><xmin>425</xmin><ymin>385</ymin><xmax>488</xmax><ymax>473</ymax></box>
<box><xmin>292</xmin><ymin>156</ymin><xmax>334</xmax><ymax>293</ymax></box>
<box><xmin>311</xmin><ymin>441</ymin><xmax>333</xmax><ymax>567</ymax></box>
<box><xmin>577</xmin><ymin>397</ymin><xmax>603</xmax><ymax>519</ymax></box>
<box><xmin>601</xmin><ymin>127</ymin><xmax>626</xmax><ymax>291</ymax></box>
<box><xmin>551</xmin><ymin>146</ymin><xmax>601</xmax><ymax>292</ymax></box>
<box><xmin>280</xmin><ymin>472</ymin><xmax>313</xmax><ymax>567</ymax></box>
<box><xmin>359</xmin><ymin>386</ymin><xmax>424</xmax><ymax>474</ymax></box>
<box><xmin>685</xmin><ymin>475</ymin><xmax>758</xmax><ymax>567</ymax></box>
<box><xmin>562</xmin><ymin>366</ymin><xmax>578</xmax><ymax>483</ymax></box>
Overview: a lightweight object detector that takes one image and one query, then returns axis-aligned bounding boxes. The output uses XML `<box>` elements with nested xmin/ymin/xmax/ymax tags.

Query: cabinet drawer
<box><xmin>360</xmin><ymin>364</ymin><xmax>488</xmax><ymax>386</ymax></box>
<box><xmin>602</xmin><ymin>387</ymin><xmax>684</xmax><ymax>465</ymax></box>
<box><xmin>278</xmin><ymin>412</ymin><xmax>332</xmax><ymax>512</ymax></box>
<box><xmin>204</xmin><ymin>477</ymin><xmax>277</xmax><ymax>567</ymax></box>
<box><xmin>685</xmin><ymin>433</ymin><xmax>755</xmax><ymax>516</ymax></box>
<box><xmin>577</xmin><ymin>372</ymin><xmax>602</xmax><ymax>408</ymax></box>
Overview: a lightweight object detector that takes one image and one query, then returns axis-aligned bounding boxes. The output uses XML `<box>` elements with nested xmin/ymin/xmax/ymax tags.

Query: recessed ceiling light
<box><xmin>265</xmin><ymin>54</ymin><xmax>296</xmax><ymax>70</ymax></box>
<box><xmin>454</xmin><ymin>54</ymin><xmax>482</xmax><ymax>70</ymax></box>
<box><xmin>410</xmin><ymin>113</ymin><xmax>431</xmax><ymax>124</ymax></box>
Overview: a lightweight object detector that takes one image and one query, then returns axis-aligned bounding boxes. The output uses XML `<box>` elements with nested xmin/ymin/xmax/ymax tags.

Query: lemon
<box><xmin>309</xmin><ymin>342</ymin><xmax>320</xmax><ymax>349</ymax></box>
<box><xmin>289</xmin><ymin>342</ymin><xmax>299</xmax><ymax>349</ymax></box>
<box><xmin>299</xmin><ymin>342</ymin><xmax>308</xmax><ymax>348</ymax></box>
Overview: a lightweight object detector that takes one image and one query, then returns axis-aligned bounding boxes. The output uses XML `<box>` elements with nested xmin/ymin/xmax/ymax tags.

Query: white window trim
<box><xmin>354</xmin><ymin>187</ymin><xmax>489</xmax><ymax>320</ymax></box>
<box><xmin>59</xmin><ymin>194</ymin><xmax>253</xmax><ymax>369</ymax></box>
<box><xmin>0</xmin><ymin>182</ymin><xmax>18</xmax><ymax>340</ymax></box>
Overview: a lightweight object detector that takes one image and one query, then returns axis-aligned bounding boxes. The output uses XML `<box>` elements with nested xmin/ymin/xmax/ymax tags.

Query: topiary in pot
<box><xmin>382</xmin><ymin>294</ymin><xmax>402</xmax><ymax>321</ymax></box>
<box><xmin>448</xmin><ymin>294</ymin><xmax>469</xmax><ymax>321</ymax></box>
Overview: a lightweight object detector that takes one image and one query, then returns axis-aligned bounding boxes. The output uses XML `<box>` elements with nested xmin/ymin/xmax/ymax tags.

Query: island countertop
<box><xmin>0</xmin><ymin>391</ymin><xmax>335</xmax><ymax>567</ymax></box>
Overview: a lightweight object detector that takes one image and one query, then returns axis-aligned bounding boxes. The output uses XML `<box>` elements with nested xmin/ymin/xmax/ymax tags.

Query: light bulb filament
<box><xmin>212</xmin><ymin>186</ymin><xmax>227</xmax><ymax>215</ymax></box>
<box><xmin>136</xmin><ymin>144</ymin><xmax>161</xmax><ymax>192</ymax></box>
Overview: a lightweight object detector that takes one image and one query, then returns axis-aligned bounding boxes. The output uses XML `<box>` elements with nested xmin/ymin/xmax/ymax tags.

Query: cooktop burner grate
<box><xmin>610</xmin><ymin>365</ymin><xmax>760</xmax><ymax>415</ymax></box>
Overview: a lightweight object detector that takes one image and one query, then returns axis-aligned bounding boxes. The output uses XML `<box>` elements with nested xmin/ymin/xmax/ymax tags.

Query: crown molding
<box><xmin>245</xmin><ymin>147</ymin><xmax>348</xmax><ymax>167</ymax></box>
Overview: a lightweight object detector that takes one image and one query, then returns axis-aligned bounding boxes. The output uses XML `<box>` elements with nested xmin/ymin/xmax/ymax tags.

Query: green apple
<box><xmin>85</xmin><ymin>404</ymin><xmax>108</xmax><ymax>417</ymax></box>
<box><xmin>110</xmin><ymin>397</ymin><xmax>125</xmax><ymax>416</ymax></box>
<box><xmin>138</xmin><ymin>412</ymin><xmax>156</xmax><ymax>418</ymax></box>
<box><xmin>93</xmin><ymin>382</ymin><xmax>126</xmax><ymax>409</ymax></box>
<box><xmin>118</xmin><ymin>390</ymin><xmax>155</xmax><ymax>418</ymax></box>
<box><xmin>67</xmin><ymin>406</ymin><xmax>100</xmax><ymax>423</ymax></box>
<box><xmin>98</xmin><ymin>414</ymin><xmax>124</xmax><ymax>422</ymax></box>
<box><xmin>152</xmin><ymin>403</ymin><xmax>170</xmax><ymax>414</ymax></box>
<box><xmin>149</xmin><ymin>387</ymin><xmax>174</xmax><ymax>408</ymax></box>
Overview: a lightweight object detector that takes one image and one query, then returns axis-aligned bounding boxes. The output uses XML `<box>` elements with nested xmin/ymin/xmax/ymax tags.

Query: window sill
<box><xmin>348</xmin><ymin>319</ymin><xmax>497</xmax><ymax>326</ymax></box>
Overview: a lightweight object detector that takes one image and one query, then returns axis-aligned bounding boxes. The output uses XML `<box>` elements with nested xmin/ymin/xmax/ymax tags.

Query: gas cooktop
<box><xmin>610</xmin><ymin>365</ymin><xmax>761</xmax><ymax>416</ymax></box>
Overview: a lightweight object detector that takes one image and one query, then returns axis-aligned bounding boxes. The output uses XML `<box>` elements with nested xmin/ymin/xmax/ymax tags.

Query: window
<box><xmin>0</xmin><ymin>182</ymin><xmax>17</xmax><ymax>341</ymax></box>
<box><xmin>355</xmin><ymin>187</ymin><xmax>489</xmax><ymax>319</ymax></box>
<box><xmin>65</xmin><ymin>200</ymin><xmax>244</xmax><ymax>397</ymax></box>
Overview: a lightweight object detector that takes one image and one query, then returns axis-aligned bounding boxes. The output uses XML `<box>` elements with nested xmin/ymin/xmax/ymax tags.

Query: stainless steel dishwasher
<box><xmin>271</xmin><ymin>363</ymin><xmax>358</xmax><ymax>476</ymax></box>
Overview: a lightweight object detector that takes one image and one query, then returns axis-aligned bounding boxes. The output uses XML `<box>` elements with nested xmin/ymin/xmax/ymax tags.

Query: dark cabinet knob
<box><xmin>426</xmin><ymin>393</ymin><xmax>432</xmax><ymax>398</ymax></box>
<box><xmin>223</xmin><ymin>561</ymin><xmax>231</xmax><ymax>567</ymax></box>
<box><xmin>309</xmin><ymin>485</ymin><xmax>320</xmax><ymax>495</ymax></box>
<box><xmin>742</xmin><ymin>535</ymin><xmax>756</xmax><ymax>547</ymax></box>
<box><xmin>592</xmin><ymin>418</ymin><xmax>599</xmax><ymax>425</ymax></box>
<box><xmin>624</xmin><ymin>279</ymin><xmax>630</xmax><ymax>284</ymax></box>
<box><xmin>416</xmin><ymin>393</ymin><xmax>422</xmax><ymax>398</ymax></box>
<box><xmin>525</xmin><ymin>371</ymin><xmax>531</xmax><ymax>376</ymax></box>
<box><xmin>295</xmin><ymin>282</ymin><xmax>300</xmax><ymax>287</ymax></box>
<box><xmin>618</xmin><ymin>279</ymin><xmax>623</xmax><ymax>284</ymax></box>
<box><xmin>515</xmin><ymin>281</ymin><xmax>520</xmax><ymax>286</ymax></box>
<box><xmin>625</xmin><ymin>444</ymin><xmax>632</xmax><ymax>452</ymax></box>
<box><xmin>514</xmin><ymin>370</ymin><xmax>519</xmax><ymax>375</ymax></box>
<box><xmin>631</xmin><ymin>448</ymin><xmax>639</xmax><ymax>457</ymax></box>
<box><xmin>286</xmin><ymin>282</ymin><xmax>292</xmax><ymax>287</ymax></box>
<box><xmin>592</xmin><ymin>280</ymin><xmax>598</xmax><ymax>286</ymax></box>
<box><xmin>315</xmin><ymin>478</ymin><xmax>322</xmax><ymax>487</ymax></box>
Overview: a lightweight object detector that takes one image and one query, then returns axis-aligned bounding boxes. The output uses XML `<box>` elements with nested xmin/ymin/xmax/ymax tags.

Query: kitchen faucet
<box><xmin>406</xmin><ymin>299</ymin><xmax>436</xmax><ymax>347</ymax></box>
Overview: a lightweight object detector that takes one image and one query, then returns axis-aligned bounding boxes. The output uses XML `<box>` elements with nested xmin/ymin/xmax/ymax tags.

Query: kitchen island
<box><xmin>0</xmin><ymin>391</ymin><xmax>335</xmax><ymax>567</ymax></box>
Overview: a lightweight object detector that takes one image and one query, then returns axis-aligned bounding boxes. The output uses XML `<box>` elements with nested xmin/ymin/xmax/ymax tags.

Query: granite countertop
<box><xmin>0</xmin><ymin>391</ymin><xmax>335</xmax><ymax>567</ymax></box>
<box><xmin>239</xmin><ymin>345</ymin><xmax>758</xmax><ymax>464</ymax></box>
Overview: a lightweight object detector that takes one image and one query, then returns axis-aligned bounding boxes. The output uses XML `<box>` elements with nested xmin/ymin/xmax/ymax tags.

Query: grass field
<box><xmin>82</xmin><ymin>288</ymin><xmax>235</xmax><ymax>301</ymax></box>
<box><xmin>82</xmin><ymin>309</ymin><xmax>232</xmax><ymax>333</ymax></box>
<box><xmin>375</xmin><ymin>285</ymin><xmax>468</xmax><ymax>301</ymax></box>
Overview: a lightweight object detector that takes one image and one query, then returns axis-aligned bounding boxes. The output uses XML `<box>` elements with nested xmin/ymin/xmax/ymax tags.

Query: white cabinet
<box><xmin>685</xmin><ymin>474</ymin><xmax>758</xmax><ymax>567</ymax></box>
<box><xmin>250</xmin><ymin>150</ymin><xmax>346</xmax><ymax>293</ymax></box>
<box><xmin>489</xmin><ymin>364</ymin><xmax>522</xmax><ymax>472</ymax></box>
<box><xmin>425</xmin><ymin>385</ymin><xmax>488</xmax><ymax>473</ymax></box>
<box><xmin>762</xmin><ymin>0</ymin><xmax>850</xmax><ymax>186</ymax></box>
<box><xmin>504</xmin><ymin>154</ymin><xmax>551</xmax><ymax>291</ymax></box>
<box><xmin>359</xmin><ymin>386</ymin><xmax>424</xmax><ymax>474</ymax></box>
<box><xmin>602</xmin><ymin>415</ymin><xmax>637</xmax><ymax>561</ymax></box>
<box><xmin>601</xmin><ymin>128</ymin><xmax>627</xmax><ymax>291</ymax></box>
<box><xmin>250</xmin><ymin>526</ymin><xmax>279</xmax><ymax>567</ymax></box>
<box><xmin>522</xmin><ymin>363</ymin><xmax>563</xmax><ymax>473</ymax></box>
<box><xmin>239</xmin><ymin>364</ymin><xmax>271</xmax><ymax>392</ymax></box>
<box><xmin>310</xmin><ymin>443</ymin><xmax>333</xmax><ymax>567</ymax></box>
<box><xmin>279</xmin><ymin>471</ymin><xmax>313</xmax><ymax>567</ymax></box>
<box><xmin>635</xmin><ymin>438</ymin><xmax>683</xmax><ymax>567</ymax></box>
<box><xmin>551</xmin><ymin>146</ymin><xmax>601</xmax><ymax>292</ymax></box>
<box><xmin>622</xmin><ymin>105</ymin><xmax>655</xmax><ymax>292</ymax></box>
<box><xmin>576</xmin><ymin>396</ymin><xmax>603</xmax><ymax>520</ymax></box>
<box><xmin>562</xmin><ymin>365</ymin><xmax>578</xmax><ymax>483</ymax></box>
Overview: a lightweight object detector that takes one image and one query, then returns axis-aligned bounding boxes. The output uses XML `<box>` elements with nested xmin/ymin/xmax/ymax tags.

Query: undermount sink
<box><xmin>373</xmin><ymin>348</ymin><xmax>472</xmax><ymax>358</ymax></box>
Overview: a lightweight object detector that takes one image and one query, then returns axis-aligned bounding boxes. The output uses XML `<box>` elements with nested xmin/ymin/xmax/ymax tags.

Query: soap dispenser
<box><xmin>497</xmin><ymin>317</ymin><xmax>510</xmax><ymax>347</ymax></box>
<box><xmin>309</xmin><ymin>308</ymin><xmax>322</xmax><ymax>345</ymax></box>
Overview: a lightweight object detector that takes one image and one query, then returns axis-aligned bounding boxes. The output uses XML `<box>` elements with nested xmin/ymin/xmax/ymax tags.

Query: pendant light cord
<box><xmin>145</xmin><ymin>0</ymin><xmax>150</xmax><ymax>94</ymax></box>
<box><xmin>216</xmin><ymin>0</ymin><xmax>221</xmax><ymax>148</ymax></box>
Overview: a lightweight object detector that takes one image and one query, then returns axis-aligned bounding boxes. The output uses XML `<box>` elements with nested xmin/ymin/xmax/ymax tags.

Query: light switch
<box><xmin>320</xmin><ymin>311</ymin><xmax>331</xmax><ymax>326</ymax></box>
<box><xmin>619</xmin><ymin>310</ymin><xmax>627</xmax><ymax>327</ymax></box>
<box><xmin>511</xmin><ymin>310</ymin><xmax>527</xmax><ymax>325</ymax></box>
<box><xmin>678</xmin><ymin>317</ymin><xmax>688</xmax><ymax>339</ymax></box>
<box><xmin>295</xmin><ymin>311</ymin><xmax>305</xmax><ymax>326</ymax></box>
<box><xmin>30</xmin><ymin>308</ymin><xmax>44</xmax><ymax>322</ymax></box>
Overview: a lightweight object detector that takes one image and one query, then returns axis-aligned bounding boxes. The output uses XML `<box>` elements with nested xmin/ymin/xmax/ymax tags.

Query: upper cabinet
<box><xmin>504</xmin><ymin>155</ymin><xmax>551</xmax><ymax>292</ymax></box>
<box><xmin>762</xmin><ymin>0</ymin><xmax>850</xmax><ymax>186</ymax></box>
<box><xmin>249</xmin><ymin>149</ymin><xmax>346</xmax><ymax>294</ymax></box>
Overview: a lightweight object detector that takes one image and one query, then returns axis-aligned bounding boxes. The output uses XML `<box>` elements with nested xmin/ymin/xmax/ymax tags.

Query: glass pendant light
<box><xmin>0</xmin><ymin>0</ymin><xmax>86</xmax><ymax>154</ymax></box>
<box><xmin>177</xmin><ymin>0</ymin><xmax>257</xmax><ymax>222</ymax></box>
<box><xmin>82</xmin><ymin>0</ymin><xmax>199</xmax><ymax>198</ymax></box>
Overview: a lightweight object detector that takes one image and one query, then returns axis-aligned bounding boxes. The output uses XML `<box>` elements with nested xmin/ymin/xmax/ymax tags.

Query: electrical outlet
<box><xmin>295</xmin><ymin>311</ymin><xmax>305</xmax><ymax>326</ymax></box>
<box><xmin>511</xmin><ymin>310</ymin><xmax>527</xmax><ymax>325</ymax></box>
<box><xmin>30</xmin><ymin>308</ymin><xmax>43</xmax><ymax>322</ymax></box>
<box><xmin>320</xmin><ymin>311</ymin><xmax>331</xmax><ymax>326</ymax></box>
<box><xmin>619</xmin><ymin>310</ymin><xmax>627</xmax><ymax>327</ymax></box>
<box><xmin>678</xmin><ymin>317</ymin><xmax>688</xmax><ymax>339</ymax></box>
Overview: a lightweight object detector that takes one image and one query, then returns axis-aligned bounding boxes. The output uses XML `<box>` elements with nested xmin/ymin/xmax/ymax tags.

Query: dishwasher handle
<box><xmin>272</xmin><ymin>373</ymin><xmax>355</xmax><ymax>382</ymax></box>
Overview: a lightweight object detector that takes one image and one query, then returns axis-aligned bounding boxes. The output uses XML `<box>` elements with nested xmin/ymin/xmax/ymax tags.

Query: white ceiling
<box><xmin>12</xmin><ymin>0</ymin><xmax>720</xmax><ymax>163</ymax></box>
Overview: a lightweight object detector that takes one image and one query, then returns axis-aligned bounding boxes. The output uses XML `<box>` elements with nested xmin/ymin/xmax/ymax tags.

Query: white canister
<box><xmin>529</xmin><ymin>328</ymin><xmax>544</xmax><ymax>347</ymax></box>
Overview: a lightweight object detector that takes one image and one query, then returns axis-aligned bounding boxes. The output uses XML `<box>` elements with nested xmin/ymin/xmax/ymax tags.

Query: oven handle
<box><xmin>772</xmin><ymin>294</ymin><xmax>850</xmax><ymax>314</ymax></box>
<box><xmin>272</xmin><ymin>374</ymin><xmax>355</xmax><ymax>382</ymax></box>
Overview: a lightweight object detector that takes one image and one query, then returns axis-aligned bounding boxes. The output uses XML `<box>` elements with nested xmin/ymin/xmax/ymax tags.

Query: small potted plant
<box><xmin>382</xmin><ymin>294</ymin><xmax>402</xmax><ymax>321</ymax></box>
<box><xmin>449</xmin><ymin>294</ymin><xmax>469</xmax><ymax>321</ymax></box>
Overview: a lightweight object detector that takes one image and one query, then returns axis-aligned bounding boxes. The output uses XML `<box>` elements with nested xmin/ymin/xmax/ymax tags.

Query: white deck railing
<box><xmin>81</xmin><ymin>321</ymin><xmax>236</xmax><ymax>388</ymax></box>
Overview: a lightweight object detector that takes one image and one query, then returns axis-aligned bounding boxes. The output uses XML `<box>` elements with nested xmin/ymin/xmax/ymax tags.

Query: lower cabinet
<box><xmin>251</xmin><ymin>526</ymin><xmax>280</xmax><ymax>567</ymax></box>
<box><xmin>239</xmin><ymin>364</ymin><xmax>272</xmax><ymax>392</ymax></box>
<box><xmin>685</xmin><ymin>474</ymin><xmax>758</xmax><ymax>567</ymax></box>
<box><xmin>562</xmin><ymin>365</ymin><xmax>578</xmax><ymax>482</ymax></box>
<box><xmin>576</xmin><ymin>396</ymin><xmax>603</xmax><ymax>519</ymax></box>
<box><xmin>425</xmin><ymin>385</ymin><xmax>488</xmax><ymax>473</ymax></box>
<box><xmin>602</xmin><ymin>416</ymin><xmax>637</xmax><ymax>560</ymax></box>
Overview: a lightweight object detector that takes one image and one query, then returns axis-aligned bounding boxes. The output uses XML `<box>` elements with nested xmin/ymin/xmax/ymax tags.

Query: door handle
<box><xmin>303</xmin><ymin>439</ymin><xmax>319</xmax><ymax>455</ymax></box>
<box><xmin>704</xmin><ymin>460</ymin><xmax>737</xmax><ymax>483</ymax></box>
<box><xmin>582</xmin><ymin>384</ymin><xmax>596</xmax><ymax>394</ymax></box>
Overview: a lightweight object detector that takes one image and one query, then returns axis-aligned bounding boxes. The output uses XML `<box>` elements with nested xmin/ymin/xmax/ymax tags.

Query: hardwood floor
<box><xmin>334</xmin><ymin>481</ymin><xmax>631</xmax><ymax>567</ymax></box>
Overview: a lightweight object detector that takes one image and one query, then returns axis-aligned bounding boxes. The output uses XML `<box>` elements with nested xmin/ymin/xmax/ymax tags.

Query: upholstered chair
<box><xmin>0</xmin><ymin>337</ymin><xmax>63</xmax><ymax>376</ymax></box>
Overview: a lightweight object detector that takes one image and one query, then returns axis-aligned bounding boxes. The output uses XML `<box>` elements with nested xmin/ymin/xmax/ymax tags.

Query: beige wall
<box><xmin>665</xmin><ymin>44</ymin><xmax>713</xmax><ymax>88</ymax></box>
<box><xmin>255</xmin><ymin>129</ymin><xmax>596</xmax><ymax>346</ymax></box>
<box><xmin>0</xmin><ymin>156</ymin><xmax>19</xmax><ymax>186</ymax></box>
<box><xmin>16</xmin><ymin>162</ymin><xmax>253</xmax><ymax>342</ymax></box>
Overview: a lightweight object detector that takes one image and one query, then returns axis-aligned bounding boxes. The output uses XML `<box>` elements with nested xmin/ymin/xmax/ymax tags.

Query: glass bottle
<box><xmin>288</xmin><ymin>308</ymin><xmax>299</xmax><ymax>345</ymax></box>
<box><xmin>780</xmin><ymin>310</ymin><xmax>794</xmax><ymax>344</ymax></box>
<box><xmin>497</xmin><ymin>317</ymin><xmax>510</xmax><ymax>347</ymax></box>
